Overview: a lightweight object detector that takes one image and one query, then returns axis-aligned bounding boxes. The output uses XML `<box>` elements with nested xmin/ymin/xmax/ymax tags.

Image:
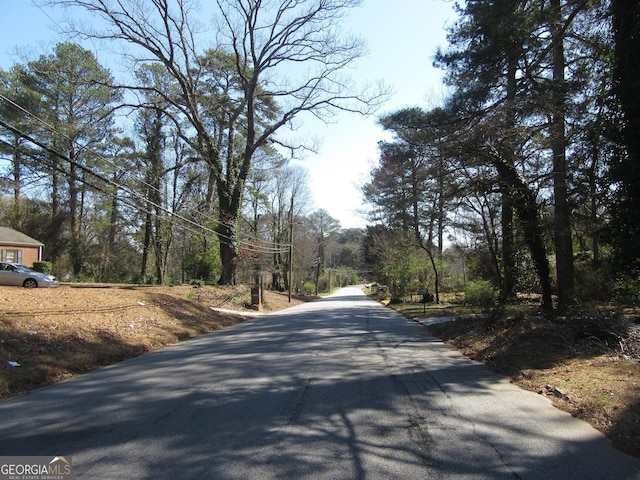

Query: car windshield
<box><xmin>13</xmin><ymin>265</ymin><xmax>34</xmax><ymax>273</ymax></box>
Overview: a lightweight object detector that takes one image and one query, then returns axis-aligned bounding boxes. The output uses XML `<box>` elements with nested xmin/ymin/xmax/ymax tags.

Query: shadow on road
<box><xmin>0</xmin><ymin>289</ymin><xmax>638</xmax><ymax>479</ymax></box>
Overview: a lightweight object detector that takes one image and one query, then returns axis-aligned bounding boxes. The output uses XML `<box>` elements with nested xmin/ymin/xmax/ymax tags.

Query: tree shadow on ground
<box><xmin>429</xmin><ymin>314</ymin><xmax>640</xmax><ymax>458</ymax></box>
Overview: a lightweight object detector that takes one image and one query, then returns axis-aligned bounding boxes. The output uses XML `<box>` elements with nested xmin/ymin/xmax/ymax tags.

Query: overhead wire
<box><xmin>4</xmin><ymin>141</ymin><xmax>290</xmax><ymax>256</ymax></box>
<box><xmin>28</xmin><ymin>0</ymin><xmax>63</xmax><ymax>30</ymax></box>
<box><xmin>0</xmin><ymin>125</ymin><xmax>290</xmax><ymax>255</ymax></box>
<box><xmin>0</xmin><ymin>92</ymin><xmax>293</xmax><ymax>253</ymax></box>
<box><xmin>0</xmin><ymin>96</ymin><xmax>291</xmax><ymax>254</ymax></box>
<box><xmin>0</xmin><ymin>92</ymin><xmax>216</xmax><ymax>235</ymax></box>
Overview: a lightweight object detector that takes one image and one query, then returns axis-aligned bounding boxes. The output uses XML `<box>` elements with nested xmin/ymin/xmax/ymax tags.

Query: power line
<box><xmin>0</xmin><ymin>95</ymin><xmax>291</xmax><ymax>254</ymax></box>
<box><xmin>0</xmin><ymin>116</ymin><xmax>290</xmax><ymax>255</ymax></box>
<box><xmin>1</xmin><ymin>127</ymin><xmax>290</xmax><ymax>255</ymax></box>
<box><xmin>0</xmin><ymin>92</ymin><xmax>211</xmax><ymax>228</ymax></box>
<box><xmin>29</xmin><ymin>0</ymin><xmax>63</xmax><ymax>31</ymax></box>
<box><xmin>0</xmin><ymin>137</ymin><xmax>286</xmax><ymax>253</ymax></box>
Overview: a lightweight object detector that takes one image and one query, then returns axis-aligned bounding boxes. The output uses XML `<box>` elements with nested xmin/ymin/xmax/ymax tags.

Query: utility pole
<box><xmin>288</xmin><ymin>195</ymin><xmax>294</xmax><ymax>302</ymax></box>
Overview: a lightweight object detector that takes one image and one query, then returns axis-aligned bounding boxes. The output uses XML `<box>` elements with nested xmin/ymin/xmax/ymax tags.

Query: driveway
<box><xmin>0</xmin><ymin>287</ymin><xmax>638</xmax><ymax>479</ymax></box>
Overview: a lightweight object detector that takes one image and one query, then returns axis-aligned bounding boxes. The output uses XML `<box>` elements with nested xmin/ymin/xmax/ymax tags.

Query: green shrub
<box><xmin>464</xmin><ymin>280</ymin><xmax>497</xmax><ymax>309</ymax></box>
<box><xmin>32</xmin><ymin>261</ymin><xmax>53</xmax><ymax>274</ymax></box>
<box><xmin>303</xmin><ymin>281</ymin><xmax>316</xmax><ymax>295</ymax></box>
<box><xmin>612</xmin><ymin>275</ymin><xmax>640</xmax><ymax>306</ymax></box>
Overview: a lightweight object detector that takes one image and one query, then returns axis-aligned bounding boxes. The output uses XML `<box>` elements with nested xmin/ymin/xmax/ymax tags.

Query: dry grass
<box><xmin>0</xmin><ymin>284</ymin><xmax>314</xmax><ymax>400</ymax></box>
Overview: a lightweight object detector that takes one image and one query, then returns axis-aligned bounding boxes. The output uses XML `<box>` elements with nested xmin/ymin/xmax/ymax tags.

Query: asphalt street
<box><xmin>0</xmin><ymin>286</ymin><xmax>639</xmax><ymax>479</ymax></box>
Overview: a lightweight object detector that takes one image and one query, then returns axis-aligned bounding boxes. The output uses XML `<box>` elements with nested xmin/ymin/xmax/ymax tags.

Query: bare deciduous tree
<box><xmin>48</xmin><ymin>0</ymin><xmax>387</xmax><ymax>284</ymax></box>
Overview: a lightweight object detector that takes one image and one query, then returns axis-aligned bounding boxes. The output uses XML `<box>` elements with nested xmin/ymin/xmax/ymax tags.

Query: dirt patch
<box><xmin>428</xmin><ymin>314</ymin><xmax>640</xmax><ymax>458</ymax></box>
<box><xmin>0</xmin><ymin>284</ymin><xmax>315</xmax><ymax>399</ymax></box>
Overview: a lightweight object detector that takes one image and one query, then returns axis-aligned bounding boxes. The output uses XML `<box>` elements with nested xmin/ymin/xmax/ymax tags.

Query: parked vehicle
<box><xmin>0</xmin><ymin>262</ymin><xmax>59</xmax><ymax>288</ymax></box>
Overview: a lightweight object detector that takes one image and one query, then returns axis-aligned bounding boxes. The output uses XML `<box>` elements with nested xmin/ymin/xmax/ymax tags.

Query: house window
<box><xmin>1</xmin><ymin>249</ymin><xmax>22</xmax><ymax>263</ymax></box>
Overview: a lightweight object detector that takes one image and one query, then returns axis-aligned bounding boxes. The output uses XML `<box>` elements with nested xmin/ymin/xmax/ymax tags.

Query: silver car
<box><xmin>0</xmin><ymin>262</ymin><xmax>60</xmax><ymax>288</ymax></box>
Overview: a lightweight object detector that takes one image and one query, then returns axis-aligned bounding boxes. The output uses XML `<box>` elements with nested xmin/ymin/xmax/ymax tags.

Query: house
<box><xmin>0</xmin><ymin>227</ymin><xmax>45</xmax><ymax>267</ymax></box>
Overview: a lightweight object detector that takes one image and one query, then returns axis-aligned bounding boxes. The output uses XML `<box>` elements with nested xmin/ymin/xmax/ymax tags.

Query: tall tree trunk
<box><xmin>68</xmin><ymin>148</ymin><xmax>83</xmax><ymax>276</ymax></box>
<box><xmin>150</xmin><ymin>175</ymin><xmax>164</xmax><ymax>285</ymax></box>
<box><xmin>478</xmin><ymin>202</ymin><xmax>502</xmax><ymax>291</ymax></box>
<box><xmin>216</xmin><ymin>192</ymin><xmax>241</xmax><ymax>283</ymax></box>
<box><xmin>216</xmin><ymin>174</ymin><xmax>240</xmax><ymax>285</ymax></box>
<box><xmin>411</xmin><ymin>167</ymin><xmax>440</xmax><ymax>303</ymax></box>
<box><xmin>103</xmin><ymin>179</ymin><xmax>119</xmax><ymax>281</ymax></box>
<box><xmin>550</xmin><ymin>0</ymin><xmax>575</xmax><ymax>312</ymax></box>
<box><xmin>10</xmin><ymin>137</ymin><xmax>22</xmax><ymax>229</ymax></box>
<box><xmin>588</xmin><ymin>143</ymin><xmax>600</xmax><ymax>266</ymax></box>
<box><xmin>501</xmin><ymin>201</ymin><xmax>515</xmax><ymax>299</ymax></box>
<box><xmin>436</xmin><ymin>159</ymin><xmax>446</xmax><ymax>257</ymax></box>
<box><xmin>140</xmin><ymin>209</ymin><xmax>152</xmax><ymax>281</ymax></box>
<box><xmin>48</xmin><ymin>150</ymin><xmax>62</xmax><ymax>267</ymax></box>
<box><xmin>611</xmin><ymin>0</ymin><xmax>640</xmax><ymax>270</ymax></box>
<box><xmin>216</xmin><ymin>118</ymin><xmax>244</xmax><ymax>285</ymax></box>
<box><xmin>11</xmin><ymin>138</ymin><xmax>21</xmax><ymax>202</ymax></box>
<box><xmin>140</xmin><ymin>108</ymin><xmax>166</xmax><ymax>285</ymax></box>
<box><xmin>154</xmin><ymin>211</ymin><xmax>164</xmax><ymax>285</ymax></box>
<box><xmin>205</xmin><ymin>117</ymin><xmax>226</xmax><ymax>215</ymax></box>
<box><xmin>412</xmin><ymin>221</ymin><xmax>440</xmax><ymax>304</ymax></box>
<box><xmin>217</xmin><ymin>221</ymin><xmax>238</xmax><ymax>285</ymax></box>
<box><xmin>490</xmin><ymin>149</ymin><xmax>553</xmax><ymax>312</ymax></box>
<box><xmin>422</xmin><ymin>244</ymin><xmax>441</xmax><ymax>304</ymax></box>
<box><xmin>501</xmin><ymin>55</ymin><xmax>518</xmax><ymax>302</ymax></box>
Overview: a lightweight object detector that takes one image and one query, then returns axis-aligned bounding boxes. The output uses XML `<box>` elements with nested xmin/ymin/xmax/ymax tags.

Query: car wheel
<box><xmin>23</xmin><ymin>279</ymin><xmax>38</xmax><ymax>288</ymax></box>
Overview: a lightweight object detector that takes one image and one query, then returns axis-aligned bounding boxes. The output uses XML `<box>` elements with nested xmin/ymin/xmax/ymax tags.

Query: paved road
<box><xmin>1</xmin><ymin>287</ymin><xmax>639</xmax><ymax>479</ymax></box>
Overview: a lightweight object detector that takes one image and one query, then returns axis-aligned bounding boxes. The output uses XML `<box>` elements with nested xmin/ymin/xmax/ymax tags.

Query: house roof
<box><xmin>0</xmin><ymin>227</ymin><xmax>44</xmax><ymax>247</ymax></box>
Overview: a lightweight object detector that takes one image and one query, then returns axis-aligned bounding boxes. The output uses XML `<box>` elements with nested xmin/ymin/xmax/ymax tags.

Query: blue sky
<box><xmin>0</xmin><ymin>0</ymin><xmax>456</xmax><ymax>228</ymax></box>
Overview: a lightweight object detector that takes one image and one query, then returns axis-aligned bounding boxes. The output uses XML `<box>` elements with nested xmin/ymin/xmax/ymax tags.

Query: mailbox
<box><xmin>250</xmin><ymin>286</ymin><xmax>262</xmax><ymax>311</ymax></box>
